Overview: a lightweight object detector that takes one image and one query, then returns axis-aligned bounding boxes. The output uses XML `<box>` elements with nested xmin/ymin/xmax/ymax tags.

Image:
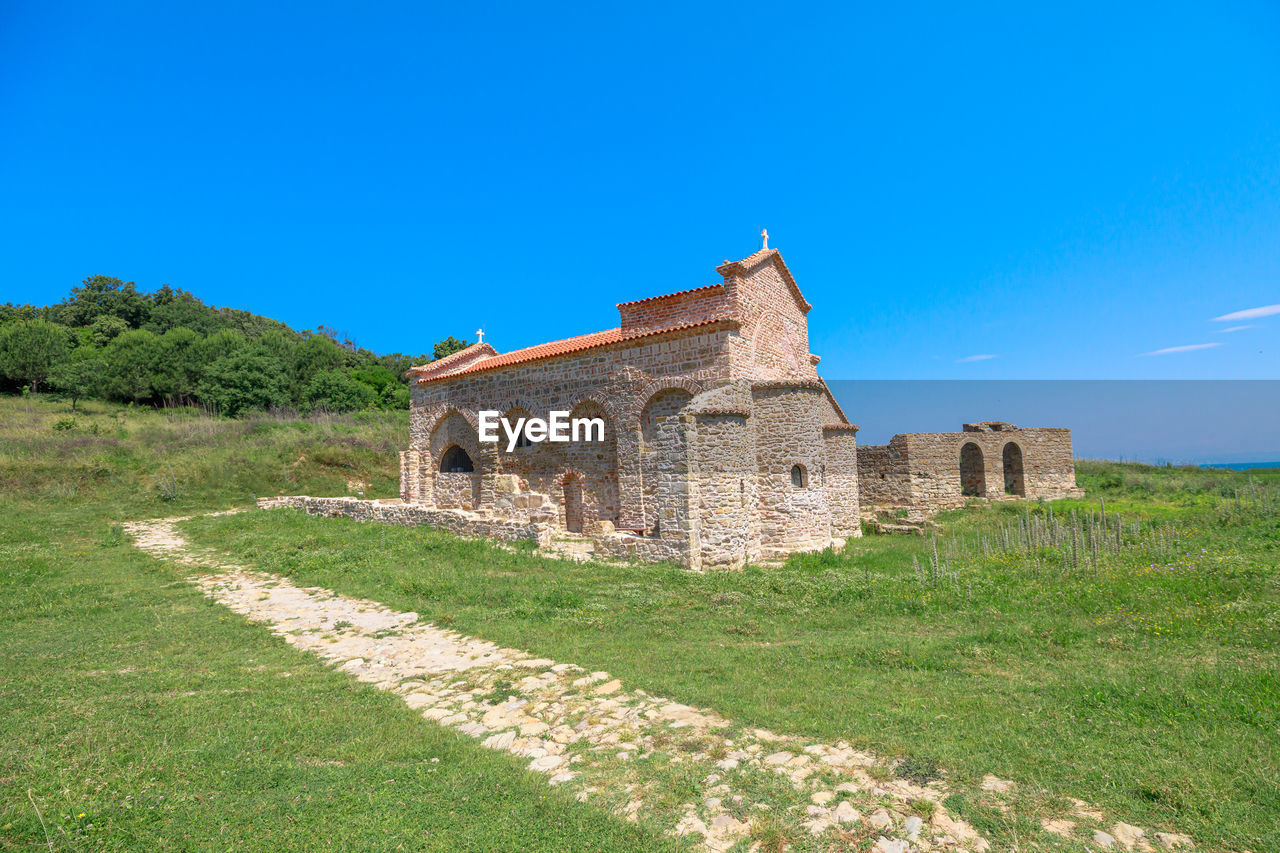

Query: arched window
<box><xmin>1002</xmin><ymin>442</ymin><xmax>1025</xmax><ymax>496</ymax></box>
<box><xmin>791</xmin><ymin>464</ymin><xmax>807</xmax><ymax>488</ymax></box>
<box><xmin>439</xmin><ymin>445</ymin><xmax>474</xmax><ymax>473</ymax></box>
<box><xmin>960</xmin><ymin>442</ymin><xmax>985</xmax><ymax>496</ymax></box>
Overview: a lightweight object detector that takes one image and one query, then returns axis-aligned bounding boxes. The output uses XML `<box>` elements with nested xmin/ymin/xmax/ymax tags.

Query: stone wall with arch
<box><xmin>857</xmin><ymin>425</ymin><xmax>1082</xmax><ymax>521</ymax></box>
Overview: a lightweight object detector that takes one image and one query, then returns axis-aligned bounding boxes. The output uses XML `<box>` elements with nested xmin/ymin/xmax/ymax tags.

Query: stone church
<box><xmin>388</xmin><ymin>242</ymin><xmax>1081</xmax><ymax>569</ymax></box>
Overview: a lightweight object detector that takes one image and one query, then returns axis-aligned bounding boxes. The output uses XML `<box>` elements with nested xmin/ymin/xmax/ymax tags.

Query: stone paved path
<box><xmin>124</xmin><ymin>513</ymin><xmax>1202</xmax><ymax>853</ymax></box>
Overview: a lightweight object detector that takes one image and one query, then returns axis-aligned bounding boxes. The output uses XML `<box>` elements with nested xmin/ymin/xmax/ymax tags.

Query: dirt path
<box><xmin>124</xmin><ymin>513</ymin><xmax>1197</xmax><ymax>853</ymax></box>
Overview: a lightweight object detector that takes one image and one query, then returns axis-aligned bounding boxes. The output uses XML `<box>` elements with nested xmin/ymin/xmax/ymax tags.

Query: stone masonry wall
<box><xmin>618</xmin><ymin>286</ymin><xmax>730</xmax><ymax>335</ymax></box>
<box><xmin>860</xmin><ymin>427</ymin><xmax>1082</xmax><ymax>520</ymax></box>
<box><xmin>856</xmin><ymin>437</ymin><xmax>913</xmax><ymax>510</ymax></box>
<box><xmin>258</xmin><ymin>496</ymin><xmax>554</xmax><ymax>547</ymax></box>
<box><xmin>822</xmin><ymin>426</ymin><xmax>862</xmax><ymax>540</ymax></box>
<box><xmin>691</xmin><ymin>412</ymin><xmax>760</xmax><ymax>568</ymax></box>
<box><xmin>410</xmin><ymin>325</ymin><xmax>736</xmax><ymax>536</ymax></box>
<box><xmin>721</xmin><ymin>253</ymin><xmax>816</xmax><ymax>383</ymax></box>
<box><xmin>750</xmin><ymin>385</ymin><xmax>834</xmax><ymax>557</ymax></box>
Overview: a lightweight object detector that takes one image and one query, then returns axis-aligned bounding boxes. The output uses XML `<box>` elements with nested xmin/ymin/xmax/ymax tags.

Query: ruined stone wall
<box><xmin>399</xmin><ymin>449</ymin><xmax>420</xmax><ymax>503</ymax></box>
<box><xmin>434</xmin><ymin>472</ymin><xmax>479</xmax><ymax>510</ymax></box>
<box><xmin>860</xmin><ymin>427</ymin><xmax>1082</xmax><ymax>519</ymax></box>
<box><xmin>618</xmin><ymin>286</ymin><xmax>730</xmax><ymax>335</ymax></box>
<box><xmin>257</xmin><ymin>496</ymin><xmax>554</xmax><ymax>547</ymax></box>
<box><xmin>855</xmin><ymin>437</ymin><xmax>913</xmax><ymax>510</ymax></box>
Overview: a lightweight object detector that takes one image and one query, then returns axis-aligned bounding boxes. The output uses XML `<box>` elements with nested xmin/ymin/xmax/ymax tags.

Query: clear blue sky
<box><xmin>3</xmin><ymin>0</ymin><xmax>1278</xmax><ymax>379</ymax></box>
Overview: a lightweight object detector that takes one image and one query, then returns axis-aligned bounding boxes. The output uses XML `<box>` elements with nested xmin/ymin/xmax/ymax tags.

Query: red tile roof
<box><xmin>409</xmin><ymin>341</ymin><xmax>498</xmax><ymax>381</ymax></box>
<box><xmin>616</xmin><ymin>283</ymin><xmax>724</xmax><ymax>308</ymax></box>
<box><xmin>412</xmin><ymin>318</ymin><xmax>738</xmax><ymax>384</ymax></box>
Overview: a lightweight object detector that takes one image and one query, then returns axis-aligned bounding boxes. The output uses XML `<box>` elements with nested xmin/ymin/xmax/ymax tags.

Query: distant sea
<box><xmin>1201</xmin><ymin>461</ymin><xmax>1280</xmax><ymax>471</ymax></box>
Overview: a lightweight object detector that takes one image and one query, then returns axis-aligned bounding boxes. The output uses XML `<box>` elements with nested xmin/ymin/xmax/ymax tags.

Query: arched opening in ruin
<box><xmin>439</xmin><ymin>445</ymin><xmax>474</xmax><ymax>473</ymax></box>
<box><xmin>960</xmin><ymin>442</ymin><xmax>985</xmax><ymax>497</ymax></box>
<box><xmin>562</xmin><ymin>473</ymin><xmax>584</xmax><ymax>533</ymax></box>
<box><xmin>1003</xmin><ymin>442</ymin><xmax>1025</xmax><ymax>496</ymax></box>
<box><xmin>791</xmin><ymin>464</ymin><xmax>807</xmax><ymax>488</ymax></box>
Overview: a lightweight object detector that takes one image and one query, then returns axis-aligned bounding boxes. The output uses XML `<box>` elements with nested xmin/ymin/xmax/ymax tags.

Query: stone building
<box><xmin>399</xmin><ymin>246</ymin><xmax>861</xmax><ymax>569</ymax></box>
<box><xmin>366</xmin><ymin>243</ymin><xmax>1083</xmax><ymax>567</ymax></box>
<box><xmin>857</xmin><ymin>422</ymin><xmax>1083</xmax><ymax>522</ymax></box>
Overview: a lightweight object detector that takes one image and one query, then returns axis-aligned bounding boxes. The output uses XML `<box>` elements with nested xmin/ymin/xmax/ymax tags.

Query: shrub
<box><xmin>304</xmin><ymin>370</ymin><xmax>377</xmax><ymax>413</ymax></box>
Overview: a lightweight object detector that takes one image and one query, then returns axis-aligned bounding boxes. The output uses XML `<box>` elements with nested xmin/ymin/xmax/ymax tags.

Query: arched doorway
<box><xmin>563</xmin><ymin>474</ymin><xmax>584</xmax><ymax>533</ymax></box>
<box><xmin>439</xmin><ymin>445</ymin><xmax>474</xmax><ymax>473</ymax></box>
<box><xmin>960</xmin><ymin>442</ymin><xmax>985</xmax><ymax>497</ymax></box>
<box><xmin>1003</xmin><ymin>442</ymin><xmax>1025</xmax><ymax>496</ymax></box>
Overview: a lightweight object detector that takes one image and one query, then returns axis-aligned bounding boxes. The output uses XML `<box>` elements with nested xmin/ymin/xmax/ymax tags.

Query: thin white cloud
<box><xmin>956</xmin><ymin>354</ymin><xmax>996</xmax><ymax>363</ymax></box>
<box><xmin>1220</xmin><ymin>325</ymin><xmax>1255</xmax><ymax>333</ymax></box>
<box><xmin>1140</xmin><ymin>343</ymin><xmax>1223</xmax><ymax>357</ymax></box>
<box><xmin>1212</xmin><ymin>304</ymin><xmax>1280</xmax><ymax>322</ymax></box>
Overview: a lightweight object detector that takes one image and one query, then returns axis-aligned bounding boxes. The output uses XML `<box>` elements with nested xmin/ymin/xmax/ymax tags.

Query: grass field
<box><xmin>0</xmin><ymin>398</ymin><xmax>669</xmax><ymax>850</ymax></box>
<box><xmin>2</xmin><ymin>396</ymin><xmax>1278</xmax><ymax>850</ymax></box>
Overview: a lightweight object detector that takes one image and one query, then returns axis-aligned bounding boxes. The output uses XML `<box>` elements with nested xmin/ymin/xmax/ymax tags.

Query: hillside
<box><xmin>0</xmin><ymin>275</ymin><xmax>468</xmax><ymax>415</ymax></box>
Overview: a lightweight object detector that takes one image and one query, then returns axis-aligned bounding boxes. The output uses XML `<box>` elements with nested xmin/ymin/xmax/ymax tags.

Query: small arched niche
<box><xmin>439</xmin><ymin>445</ymin><xmax>474</xmax><ymax>473</ymax></box>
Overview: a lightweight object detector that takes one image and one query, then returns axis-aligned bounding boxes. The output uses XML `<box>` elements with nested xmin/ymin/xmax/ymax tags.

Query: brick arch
<box><xmin>421</xmin><ymin>405</ymin><xmax>480</xmax><ymax>436</ymax></box>
<box><xmin>623</xmin><ymin>377</ymin><xmax>705</xmax><ymax>426</ymax></box>
<box><xmin>553</xmin><ymin>466</ymin><xmax>586</xmax><ymax>486</ymax></box>
<box><xmin>492</xmin><ymin>396</ymin><xmax>546</xmax><ymax>423</ymax></box>
<box><xmin>567</xmin><ymin>390</ymin><xmax>625</xmax><ymax>424</ymax></box>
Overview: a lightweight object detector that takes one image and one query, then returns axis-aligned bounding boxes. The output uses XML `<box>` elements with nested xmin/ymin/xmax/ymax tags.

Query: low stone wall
<box><xmin>592</xmin><ymin>531</ymin><xmax>692</xmax><ymax>567</ymax></box>
<box><xmin>257</xmin><ymin>496</ymin><xmax>553</xmax><ymax>547</ymax></box>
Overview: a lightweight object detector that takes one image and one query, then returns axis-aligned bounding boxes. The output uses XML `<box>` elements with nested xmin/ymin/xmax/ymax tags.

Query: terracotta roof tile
<box><xmin>409</xmin><ymin>341</ymin><xmax>497</xmax><ymax>380</ymax></box>
<box><xmin>616</xmin><ymin>283</ymin><xmax>724</xmax><ymax>308</ymax></box>
<box><xmin>414</xmin><ymin>318</ymin><xmax>738</xmax><ymax>384</ymax></box>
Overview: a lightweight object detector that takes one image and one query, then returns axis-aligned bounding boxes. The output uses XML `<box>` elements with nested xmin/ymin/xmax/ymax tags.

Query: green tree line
<box><xmin>0</xmin><ymin>275</ymin><xmax>471</xmax><ymax>416</ymax></box>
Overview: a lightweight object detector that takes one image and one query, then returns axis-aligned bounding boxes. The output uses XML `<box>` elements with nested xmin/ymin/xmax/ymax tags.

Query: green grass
<box><xmin>0</xmin><ymin>396</ymin><xmax>673</xmax><ymax>850</ymax></box>
<box><xmin>3</xmin><ymin>394</ymin><xmax>1278</xmax><ymax>850</ymax></box>
<box><xmin>183</xmin><ymin>462</ymin><xmax>1280</xmax><ymax>851</ymax></box>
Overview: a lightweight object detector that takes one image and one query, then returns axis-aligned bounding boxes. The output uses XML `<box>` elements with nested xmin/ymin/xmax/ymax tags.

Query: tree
<box><xmin>198</xmin><ymin>352</ymin><xmax>288</xmax><ymax>417</ymax></box>
<box><xmin>196</xmin><ymin>329</ymin><xmax>247</xmax><ymax>364</ymax></box>
<box><xmin>145</xmin><ymin>287</ymin><xmax>220</xmax><ymax>337</ymax></box>
<box><xmin>49</xmin><ymin>349</ymin><xmax>105</xmax><ymax>411</ymax></box>
<box><xmin>304</xmin><ymin>369</ymin><xmax>377</xmax><ymax>413</ymax></box>
<box><xmin>102</xmin><ymin>329</ymin><xmax>162</xmax><ymax>402</ymax></box>
<box><xmin>0</xmin><ymin>319</ymin><xmax>69</xmax><ymax>392</ymax></box>
<box><xmin>433</xmin><ymin>336</ymin><xmax>470</xmax><ymax>360</ymax></box>
<box><xmin>153</xmin><ymin>327</ymin><xmax>203</xmax><ymax>405</ymax></box>
<box><xmin>291</xmin><ymin>334</ymin><xmax>346</xmax><ymax>393</ymax></box>
<box><xmin>53</xmin><ymin>275</ymin><xmax>150</xmax><ymax>328</ymax></box>
<box><xmin>88</xmin><ymin>315</ymin><xmax>129</xmax><ymax>347</ymax></box>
